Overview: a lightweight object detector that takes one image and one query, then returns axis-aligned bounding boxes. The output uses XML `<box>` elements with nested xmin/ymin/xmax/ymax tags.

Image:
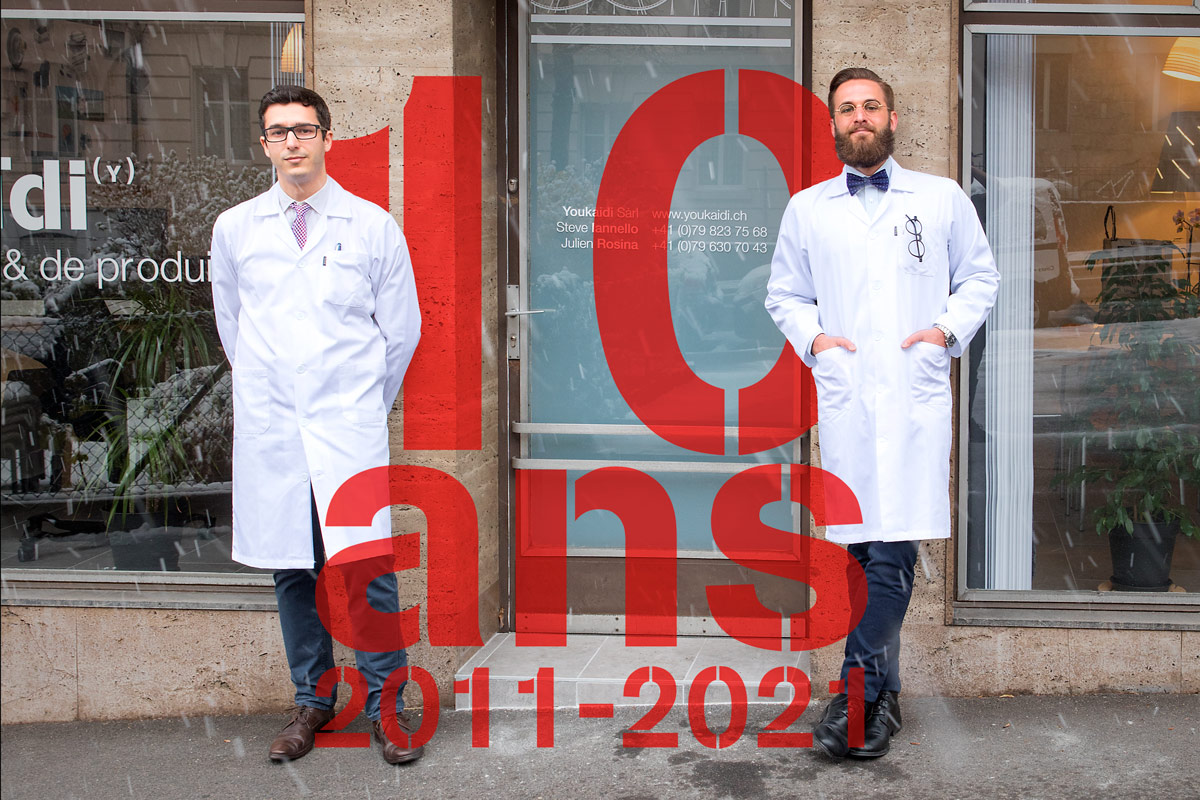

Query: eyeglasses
<box><xmin>835</xmin><ymin>101</ymin><xmax>888</xmax><ymax>118</ymax></box>
<box><xmin>262</xmin><ymin>124</ymin><xmax>324</xmax><ymax>143</ymax></box>
<box><xmin>906</xmin><ymin>215</ymin><xmax>925</xmax><ymax>263</ymax></box>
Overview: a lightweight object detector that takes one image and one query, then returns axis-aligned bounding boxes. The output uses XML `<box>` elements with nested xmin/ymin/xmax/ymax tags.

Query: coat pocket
<box><xmin>812</xmin><ymin>345</ymin><xmax>855</xmax><ymax>418</ymax></box>
<box><xmin>907</xmin><ymin>341</ymin><xmax>951</xmax><ymax>405</ymax></box>
<box><xmin>897</xmin><ymin>215</ymin><xmax>946</xmax><ymax>278</ymax></box>
<box><xmin>232</xmin><ymin>367</ymin><xmax>271</xmax><ymax>436</ymax></box>
<box><xmin>319</xmin><ymin>252</ymin><xmax>372</xmax><ymax>308</ymax></box>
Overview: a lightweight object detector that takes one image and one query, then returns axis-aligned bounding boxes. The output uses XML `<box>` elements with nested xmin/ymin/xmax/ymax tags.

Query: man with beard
<box><xmin>765</xmin><ymin>68</ymin><xmax>999</xmax><ymax>761</ymax></box>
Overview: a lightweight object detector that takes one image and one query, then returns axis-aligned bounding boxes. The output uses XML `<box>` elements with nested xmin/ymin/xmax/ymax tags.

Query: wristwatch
<box><xmin>933</xmin><ymin>323</ymin><xmax>956</xmax><ymax>348</ymax></box>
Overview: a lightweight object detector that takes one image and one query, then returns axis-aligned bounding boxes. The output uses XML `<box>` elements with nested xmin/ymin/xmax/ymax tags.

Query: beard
<box><xmin>835</xmin><ymin>122</ymin><xmax>895</xmax><ymax>171</ymax></box>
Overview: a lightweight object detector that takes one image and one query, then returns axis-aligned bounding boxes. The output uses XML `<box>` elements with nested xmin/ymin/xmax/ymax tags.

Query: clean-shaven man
<box><xmin>210</xmin><ymin>85</ymin><xmax>422</xmax><ymax>765</ymax></box>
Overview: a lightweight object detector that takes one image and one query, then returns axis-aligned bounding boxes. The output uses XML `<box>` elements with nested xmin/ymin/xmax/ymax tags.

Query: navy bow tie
<box><xmin>846</xmin><ymin>170</ymin><xmax>890</xmax><ymax>196</ymax></box>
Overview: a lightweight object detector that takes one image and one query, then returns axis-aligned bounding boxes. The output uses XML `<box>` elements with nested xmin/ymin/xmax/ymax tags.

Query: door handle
<box><xmin>505</xmin><ymin>285</ymin><xmax>554</xmax><ymax>359</ymax></box>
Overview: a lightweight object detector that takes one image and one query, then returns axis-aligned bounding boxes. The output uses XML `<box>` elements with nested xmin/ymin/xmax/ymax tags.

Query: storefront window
<box><xmin>963</xmin><ymin>29</ymin><xmax>1200</xmax><ymax>598</ymax></box>
<box><xmin>1</xmin><ymin>10</ymin><xmax>302</xmax><ymax>573</ymax></box>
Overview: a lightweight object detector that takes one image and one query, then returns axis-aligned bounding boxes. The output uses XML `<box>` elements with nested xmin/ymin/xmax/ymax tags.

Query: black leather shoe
<box><xmin>372</xmin><ymin>713</ymin><xmax>425</xmax><ymax>765</ymax></box>
<box><xmin>811</xmin><ymin>693</ymin><xmax>850</xmax><ymax>760</ymax></box>
<box><xmin>848</xmin><ymin>691</ymin><xmax>902</xmax><ymax>758</ymax></box>
<box><xmin>268</xmin><ymin>705</ymin><xmax>336</xmax><ymax>762</ymax></box>
<box><xmin>878</xmin><ymin>690</ymin><xmax>902</xmax><ymax>734</ymax></box>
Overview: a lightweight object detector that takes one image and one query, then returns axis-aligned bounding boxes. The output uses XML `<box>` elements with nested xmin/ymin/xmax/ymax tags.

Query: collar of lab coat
<box><xmin>827</xmin><ymin>157</ymin><xmax>913</xmax><ymax>226</ymax></box>
<box><xmin>250</xmin><ymin>177</ymin><xmax>354</xmax><ymax>219</ymax></box>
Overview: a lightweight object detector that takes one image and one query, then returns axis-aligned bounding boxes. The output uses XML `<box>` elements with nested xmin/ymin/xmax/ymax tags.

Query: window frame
<box><xmin>0</xmin><ymin>1</ymin><xmax>304</xmax><ymax>21</ymax></box>
<box><xmin>0</xmin><ymin>4</ymin><xmax>304</xmax><ymax>608</ymax></box>
<box><xmin>955</xmin><ymin>14</ymin><xmax>1200</xmax><ymax>628</ymax></box>
<box><xmin>964</xmin><ymin>0</ymin><xmax>1198</xmax><ymax>14</ymax></box>
<box><xmin>194</xmin><ymin>67</ymin><xmax>256</xmax><ymax>163</ymax></box>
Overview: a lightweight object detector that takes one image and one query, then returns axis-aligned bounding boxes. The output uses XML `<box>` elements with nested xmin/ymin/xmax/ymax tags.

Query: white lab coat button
<box><xmin>296</xmin><ymin>310</ymin><xmax>307</xmax><ymax>320</ymax></box>
<box><xmin>872</xmin><ymin>280</ymin><xmax>882</xmax><ymax>291</ymax></box>
<box><xmin>297</xmin><ymin>364</ymin><xmax>307</xmax><ymax>374</ymax></box>
<box><xmin>299</xmin><ymin>473</ymin><xmax>308</xmax><ymax>482</ymax></box>
<box><xmin>873</xmin><ymin>332</ymin><xmax>883</xmax><ymax>342</ymax></box>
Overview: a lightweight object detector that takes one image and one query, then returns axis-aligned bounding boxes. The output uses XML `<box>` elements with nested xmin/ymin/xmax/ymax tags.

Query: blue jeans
<box><xmin>273</xmin><ymin>495</ymin><xmax>406</xmax><ymax>721</ymax></box>
<box><xmin>839</xmin><ymin>539</ymin><xmax>920</xmax><ymax>704</ymax></box>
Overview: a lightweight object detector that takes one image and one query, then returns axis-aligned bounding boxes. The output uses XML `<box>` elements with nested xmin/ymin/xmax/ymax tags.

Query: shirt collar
<box><xmin>843</xmin><ymin>157</ymin><xmax>894</xmax><ymax>181</ymax></box>
<box><xmin>832</xmin><ymin>157</ymin><xmax>904</xmax><ymax>197</ymax></box>
<box><xmin>274</xmin><ymin>179</ymin><xmax>331</xmax><ymax>215</ymax></box>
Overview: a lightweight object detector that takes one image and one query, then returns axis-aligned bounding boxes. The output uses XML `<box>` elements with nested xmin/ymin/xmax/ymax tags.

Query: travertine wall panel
<box><xmin>896</xmin><ymin>622</ymin><xmax>957</xmax><ymax>696</ymax></box>
<box><xmin>74</xmin><ymin>608</ymin><xmax>293</xmax><ymax>721</ymax></box>
<box><xmin>1183</xmin><ymin>632</ymin><xmax>1200</xmax><ymax>693</ymax></box>
<box><xmin>313</xmin><ymin>0</ymin><xmax>501</xmax><ymax>707</ymax></box>
<box><xmin>949</xmin><ymin>627</ymin><xmax>1072</xmax><ymax>696</ymax></box>
<box><xmin>810</xmin><ymin>0</ymin><xmax>958</xmax><ymax>179</ymax></box>
<box><xmin>1066</xmin><ymin>630</ymin><xmax>1183</xmax><ymax>694</ymax></box>
<box><xmin>313</xmin><ymin>1</ymin><xmax>452</xmax><ymax>73</ymax></box>
<box><xmin>1</xmin><ymin>608</ymin><xmax>79</xmax><ymax>724</ymax></box>
<box><xmin>2</xmin><ymin>607</ymin><xmax>293</xmax><ymax>724</ymax></box>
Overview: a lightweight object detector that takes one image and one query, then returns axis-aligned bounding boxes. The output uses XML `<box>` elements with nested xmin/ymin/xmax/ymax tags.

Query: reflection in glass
<box><xmin>1</xmin><ymin>18</ymin><xmax>293</xmax><ymax>573</ymax></box>
<box><xmin>965</xmin><ymin>33</ymin><xmax>1200</xmax><ymax>594</ymax></box>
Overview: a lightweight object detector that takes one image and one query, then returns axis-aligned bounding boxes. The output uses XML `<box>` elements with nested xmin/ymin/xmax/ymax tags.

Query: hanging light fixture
<box><xmin>1162</xmin><ymin>37</ymin><xmax>1200</xmax><ymax>82</ymax></box>
<box><xmin>280</xmin><ymin>24</ymin><xmax>303</xmax><ymax>75</ymax></box>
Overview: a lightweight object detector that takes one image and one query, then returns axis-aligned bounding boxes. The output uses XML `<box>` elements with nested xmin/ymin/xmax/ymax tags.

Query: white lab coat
<box><xmin>210</xmin><ymin>178</ymin><xmax>421</xmax><ymax>568</ymax></box>
<box><xmin>766</xmin><ymin>159</ymin><xmax>999</xmax><ymax>544</ymax></box>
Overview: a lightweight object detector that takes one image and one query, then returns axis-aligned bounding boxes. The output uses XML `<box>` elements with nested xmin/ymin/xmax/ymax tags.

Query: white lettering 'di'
<box><xmin>1</xmin><ymin>158</ymin><xmax>88</xmax><ymax>232</ymax></box>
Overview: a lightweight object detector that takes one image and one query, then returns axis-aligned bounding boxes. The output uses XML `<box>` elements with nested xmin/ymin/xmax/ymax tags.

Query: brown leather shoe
<box><xmin>372</xmin><ymin>713</ymin><xmax>425</xmax><ymax>765</ymax></box>
<box><xmin>268</xmin><ymin>705</ymin><xmax>336</xmax><ymax>762</ymax></box>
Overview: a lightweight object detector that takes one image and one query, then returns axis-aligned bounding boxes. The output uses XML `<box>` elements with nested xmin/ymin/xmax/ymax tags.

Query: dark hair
<box><xmin>827</xmin><ymin>68</ymin><xmax>895</xmax><ymax>118</ymax></box>
<box><xmin>258</xmin><ymin>85</ymin><xmax>332</xmax><ymax>132</ymax></box>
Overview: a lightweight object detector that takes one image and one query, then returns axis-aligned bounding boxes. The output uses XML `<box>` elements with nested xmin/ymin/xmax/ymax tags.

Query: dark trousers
<box><xmin>839</xmin><ymin>539</ymin><xmax>920</xmax><ymax>704</ymax></box>
<box><xmin>273</xmin><ymin>495</ymin><xmax>406</xmax><ymax>721</ymax></box>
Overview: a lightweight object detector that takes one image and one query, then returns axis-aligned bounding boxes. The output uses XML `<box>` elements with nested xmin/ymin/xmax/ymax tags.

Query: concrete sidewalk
<box><xmin>2</xmin><ymin>694</ymin><xmax>1196</xmax><ymax>800</ymax></box>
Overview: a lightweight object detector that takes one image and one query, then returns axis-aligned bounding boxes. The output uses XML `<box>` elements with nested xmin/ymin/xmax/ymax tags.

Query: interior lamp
<box><xmin>1162</xmin><ymin>37</ymin><xmax>1200</xmax><ymax>82</ymax></box>
<box><xmin>280</xmin><ymin>24</ymin><xmax>302</xmax><ymax>75</ymax></box>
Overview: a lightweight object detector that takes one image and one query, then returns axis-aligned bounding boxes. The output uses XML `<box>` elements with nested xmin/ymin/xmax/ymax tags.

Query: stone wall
<box><xmin>2</xmin><ymin>607</ymin><xmax>293</xmax><ymax>724</ymax></box>
<box><xmin>310</xmin><ymin>0</ymin><xmax>503</xmax><ymax>710</ymax></box>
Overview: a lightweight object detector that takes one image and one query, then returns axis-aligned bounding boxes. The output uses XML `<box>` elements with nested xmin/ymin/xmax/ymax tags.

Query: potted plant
<box><xmin>1063</xmin><ymin>218</ymin><xmax>1200</xmax><ymax>591</ymax></box>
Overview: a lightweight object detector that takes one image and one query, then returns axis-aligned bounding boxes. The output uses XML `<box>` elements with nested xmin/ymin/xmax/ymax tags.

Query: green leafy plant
<box><xmin>99</xmin><ymin>283</ymin><xmax>226</xmax><ymax>517</ymax></box>
<box><xmin>1060</xmin><ymin>236</ymin><xmax>1200</xmax><ymax>539</ymax></box>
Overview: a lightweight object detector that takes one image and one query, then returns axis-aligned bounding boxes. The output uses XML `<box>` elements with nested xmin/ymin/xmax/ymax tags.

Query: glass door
<box><xmin>511</xmin><ymin>2</ymin><xmax>825</xmax><ymax>637</ymax></box>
